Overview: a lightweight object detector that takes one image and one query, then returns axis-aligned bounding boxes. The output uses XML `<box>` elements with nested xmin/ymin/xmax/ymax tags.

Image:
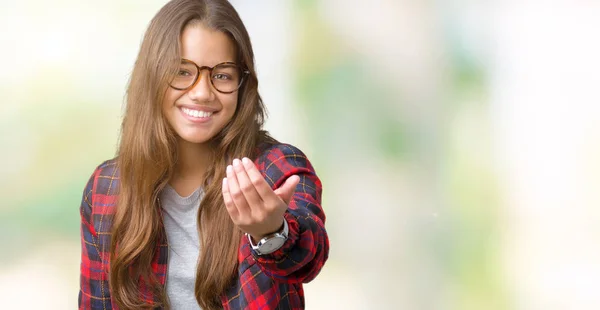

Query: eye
<box><xmin>213</xmin><ymin>73</ymin><xmax>231</xmax><ymax>80</ymax></box>
<box><xmin>177</xmin><ymin>69</ymin><xmax>193</xmax><ymax>77</ymax></box>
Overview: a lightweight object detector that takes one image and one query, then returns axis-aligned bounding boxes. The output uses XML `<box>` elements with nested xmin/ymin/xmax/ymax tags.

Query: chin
<box><xmin>179</xmin><ymin>134</ymin><xmax>213</xmax><ymax>144</ymax></box>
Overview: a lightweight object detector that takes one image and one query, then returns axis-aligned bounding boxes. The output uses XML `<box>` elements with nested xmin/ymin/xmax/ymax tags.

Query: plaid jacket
<box><xmin>79</xmin><ymin>143</ymin><xmax>329</xmax><ymax>309</ymax></box>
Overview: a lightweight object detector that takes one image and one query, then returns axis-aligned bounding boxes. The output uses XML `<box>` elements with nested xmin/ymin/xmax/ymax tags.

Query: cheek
<box><xmin>219</xmin><ymin>93</ymin><xmax>239</xmax><ymax>117</ymax></box>
<box><xmin>162</xmin><ymin>89</ymin><xmax>179</xmax><ymax>112</ymax></box>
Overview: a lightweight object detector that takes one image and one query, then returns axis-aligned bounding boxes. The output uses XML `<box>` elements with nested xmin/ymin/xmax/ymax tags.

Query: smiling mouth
<box><xmin>181</xmin><ymin>107</ymin><xmax>215</xmax><ymax>118</ymax></box>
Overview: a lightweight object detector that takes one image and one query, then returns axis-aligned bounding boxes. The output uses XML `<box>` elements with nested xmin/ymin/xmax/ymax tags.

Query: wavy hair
<box><xmin>109</xmin><ymin>0</ymin><xmax>275</xmax><ymax>308</ymax></box>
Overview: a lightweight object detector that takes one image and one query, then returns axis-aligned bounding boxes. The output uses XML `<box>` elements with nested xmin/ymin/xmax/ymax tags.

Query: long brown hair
<box><xmin>110</xmin><ymin>0</ymin><xmax>275</xmax><ymax>308</ymax></box>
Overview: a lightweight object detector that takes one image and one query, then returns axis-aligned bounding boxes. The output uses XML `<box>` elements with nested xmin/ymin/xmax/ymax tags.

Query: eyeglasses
<box><xmin>169</xmin><ymin>59</ymin><xmax>250</xmax><ymax>94</ymax></box>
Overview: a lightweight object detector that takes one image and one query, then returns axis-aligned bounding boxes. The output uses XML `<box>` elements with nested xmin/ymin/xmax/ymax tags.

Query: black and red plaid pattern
<box><xmin>78</xmin><ymin>143</ymin><xmax>329</xmax><ymax>309</ymax></box>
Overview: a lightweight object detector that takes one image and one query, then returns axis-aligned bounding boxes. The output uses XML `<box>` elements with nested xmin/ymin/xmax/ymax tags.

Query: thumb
<box><xmin>274</xmin><ymin>175</ymin><xmax>300</xmax><ymax>205</ymax></box>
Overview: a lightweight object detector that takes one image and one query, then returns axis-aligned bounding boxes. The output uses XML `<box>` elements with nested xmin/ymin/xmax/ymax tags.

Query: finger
<box><xmin>241</xmin><ymin>157</ymin><xmax>279</xmax><ymax>203</ymax></box>
<box><xmin>221</xmin><ymin>177</ymin><xmax>239</xmax><ymax>219</ymax></box>
<box><xmin>232</xmin><ymin>158</ymin><xmax>264</xmax><ymax>208</ymax></box>
<box><xmin>273</xmin><ymin>175</ymin><xmax>300</xmax><ymax>205</ymax></box>
<box><xmin>226</xmin><ymin>164</ymin><xmax>251</xmax><ymax>217</ymax></box>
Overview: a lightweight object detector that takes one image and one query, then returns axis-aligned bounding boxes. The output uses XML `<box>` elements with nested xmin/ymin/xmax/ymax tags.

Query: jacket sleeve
<box><xmin>250</xmin><ymin>143</ymin><xmax>329</xmax><ymax>283</ymax></box>
<box><xmin>78</xmin><ymin>168</ymin><xmax>111</xmax><ymax>310</ymax></box>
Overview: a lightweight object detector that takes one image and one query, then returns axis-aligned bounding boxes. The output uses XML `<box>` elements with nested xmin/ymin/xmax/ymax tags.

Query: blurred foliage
<box><xmin>291</xmin><ymin>1</ymin><xmax>506</xmax><ymax>309</ymax></box>
<box><xmin>293</xmin><ymin>2</ymin><xmax>410</xmax><ymax>164</ymax></box>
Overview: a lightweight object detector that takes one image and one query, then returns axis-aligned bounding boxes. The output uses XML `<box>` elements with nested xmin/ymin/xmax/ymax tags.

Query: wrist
<box><xmin>250</xmin><ymin>218</ymin><xmax>285</xmax><ymax>242</ymax></box>
<box><xmin>247</xmin><ymin>217</ymin><xmax>289</xmax><ymax>255</ymax></box>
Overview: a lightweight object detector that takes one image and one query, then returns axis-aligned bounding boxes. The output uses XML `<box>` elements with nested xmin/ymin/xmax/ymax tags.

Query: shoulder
<box><xmin>87</xmin><ymin>158</ymin><xmax>120</xmax><ymax>198</ymax></box>
<box><xmin>95</xmin><ymin>158</ymin><xmax>119</xmax><ymax>177</ymax></box>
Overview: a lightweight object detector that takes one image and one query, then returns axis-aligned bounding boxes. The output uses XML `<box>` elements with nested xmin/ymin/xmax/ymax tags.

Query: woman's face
<box><xmin>163</xmin><ymin>23</ymin><xmax>239</xmax><ymax>145</ymax></box>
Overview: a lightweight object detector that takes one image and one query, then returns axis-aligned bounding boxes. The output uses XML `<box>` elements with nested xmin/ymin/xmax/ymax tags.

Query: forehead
<box><xmin>180</xmin><ymin>23</ymin><xmax>236</xmax><ymax>66</ymax></box>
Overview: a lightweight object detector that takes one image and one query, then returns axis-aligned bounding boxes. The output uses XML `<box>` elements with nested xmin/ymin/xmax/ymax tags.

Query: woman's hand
<box><xmin>222</xmin><ymin>157</ymin><xmax>300</xmax><ymax>242</ymax></box>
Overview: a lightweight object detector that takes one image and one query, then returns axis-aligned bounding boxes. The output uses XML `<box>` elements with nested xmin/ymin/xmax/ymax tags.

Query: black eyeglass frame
<box><xmin>169</xmin><ymin>58</ymin><xmax>250</xmax><ymax>94</ymax></box>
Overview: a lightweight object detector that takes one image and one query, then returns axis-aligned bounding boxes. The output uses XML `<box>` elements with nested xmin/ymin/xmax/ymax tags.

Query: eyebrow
<box><xmin>180</xmin><ymin>58</ymin><xmax>237</xmax><ymax>67</ymax></box>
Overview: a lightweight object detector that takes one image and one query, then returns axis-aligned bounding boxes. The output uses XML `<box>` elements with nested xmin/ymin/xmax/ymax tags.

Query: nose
<box><xmin>187</xmin><ymin>71</ymin><xmax>215</xmax><ymax>102</ymax></box>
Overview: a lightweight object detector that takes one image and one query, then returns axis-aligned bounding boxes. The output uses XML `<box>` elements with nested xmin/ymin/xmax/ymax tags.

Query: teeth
<box><xmin>182</xmin><ymin>108</ymin><xmax>213</xmax><ymax>118</ymax></box>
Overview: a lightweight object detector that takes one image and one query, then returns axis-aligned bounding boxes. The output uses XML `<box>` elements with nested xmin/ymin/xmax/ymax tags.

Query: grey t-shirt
<box><xmin>160</xmin><ymin>184</ymin><xmax>203</xmax><ymax>310</ymax></box>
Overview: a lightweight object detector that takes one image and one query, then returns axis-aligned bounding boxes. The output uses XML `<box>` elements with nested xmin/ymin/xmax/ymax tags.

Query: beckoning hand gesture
<box><xmin>222</xmin><ymin>157</ymin><xmax>300</xmax><ymax>242</ymax></box>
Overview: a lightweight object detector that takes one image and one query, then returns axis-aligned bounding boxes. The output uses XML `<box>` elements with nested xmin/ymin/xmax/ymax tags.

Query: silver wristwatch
<box><xmin>247</xmin><ymin>219</ymin><xmax>289</xmax><ymax>255</ymax></box>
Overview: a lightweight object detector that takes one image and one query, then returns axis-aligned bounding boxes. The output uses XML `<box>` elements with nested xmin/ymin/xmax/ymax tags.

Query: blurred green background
<box><xmin>1</xmin><ymin>0</ymin><xmax>600</xmax><ymax>309</ymax></box>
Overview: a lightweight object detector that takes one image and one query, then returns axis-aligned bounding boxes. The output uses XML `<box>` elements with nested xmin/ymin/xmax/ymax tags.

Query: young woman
<box><xmin>78</xmin><ymin>0</ymin><xmax>329</xmax><ymax>309</ymax></box>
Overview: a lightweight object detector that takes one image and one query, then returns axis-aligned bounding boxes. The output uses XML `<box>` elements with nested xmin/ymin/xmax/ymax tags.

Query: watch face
<box><xmin>259</xmin><ymin>237</ymin><xmax>285</xmax><ymax>254</ymax></box>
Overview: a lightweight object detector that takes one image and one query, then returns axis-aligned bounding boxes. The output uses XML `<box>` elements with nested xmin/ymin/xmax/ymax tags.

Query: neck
<box><xmin>172</xmin><ymin>139</ymin><xmax>212</xmax><ymax>186</ymax></box>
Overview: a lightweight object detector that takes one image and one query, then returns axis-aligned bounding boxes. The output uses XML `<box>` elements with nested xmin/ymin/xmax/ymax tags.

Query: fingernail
<box><xmin>226</xmin><ymin>165</ymin><xmax>233</xmax><ymax>173</ymax></box>
<box><xmin>233</xmin><ymin>158</ymin><xmax>241</xmax><ymax>167</ymax></box>
<box><xmin>242</xmin><ymin>157</ymin><xmax>252</xmax><ymax>166</ymax></box>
